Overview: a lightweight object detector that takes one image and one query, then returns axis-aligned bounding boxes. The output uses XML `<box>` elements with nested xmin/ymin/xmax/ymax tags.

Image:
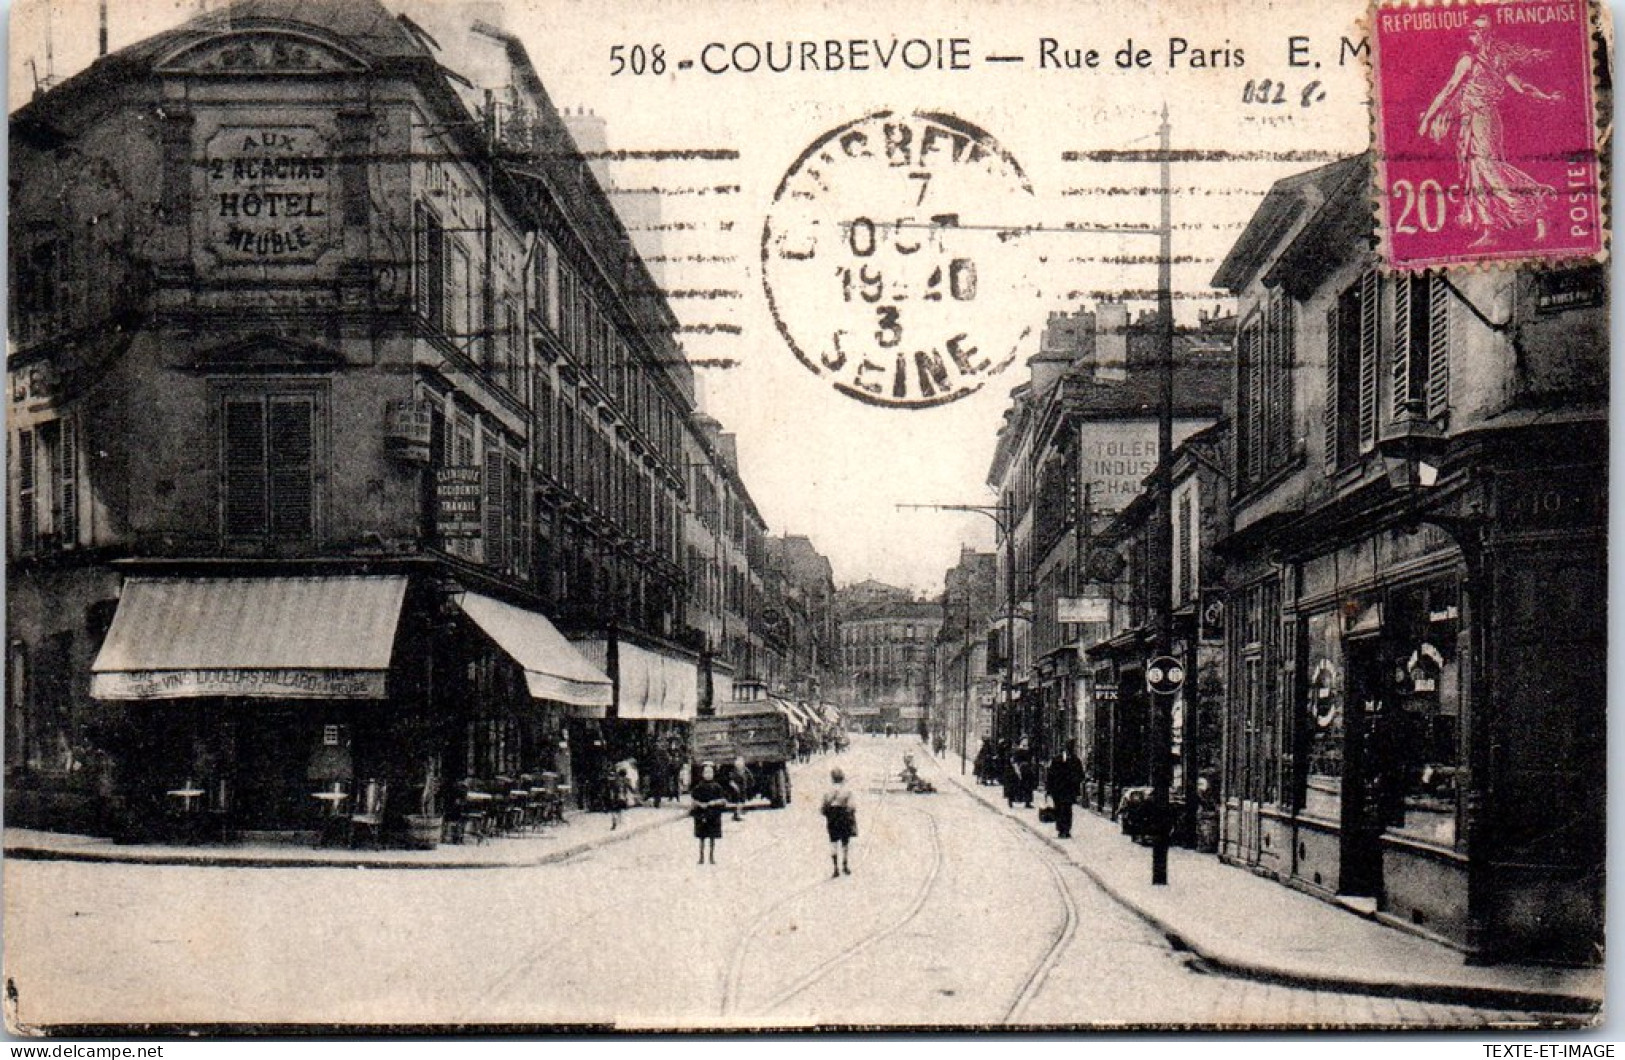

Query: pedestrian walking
<box><xmin>821</xmin><ymin>767</ymin><xmax>856</xmax><ymax>877</ymax></box>
<box><xmin>1045</xmin><ymin>740</ymin><xmax>1085</xmax><ymax>839</ymax></box>
<box><xmin>1005</xmin><ymin>739</ymin><xmax>1036</xmax><ymax>809</ymax></box>
<box><xmin>727</xmin><ymin>754</ymin><xmax>753</xmax><ymax>821</ymax></box>
<box><xmin>605</xmin><ymin>762</ymin><xmax>631</xmax><ymax>830</ymax></box>
<box><xmin>690</xmin><ymin>762</ymin><xmax>727</xmax><ymax>865</ymax></box>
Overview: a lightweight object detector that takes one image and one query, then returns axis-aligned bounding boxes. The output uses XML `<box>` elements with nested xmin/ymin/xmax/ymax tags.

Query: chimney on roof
<box><xmin>1095</xmin><ymin>301</ymin><xmax>1128</xmax><ymax>383</ymax></box>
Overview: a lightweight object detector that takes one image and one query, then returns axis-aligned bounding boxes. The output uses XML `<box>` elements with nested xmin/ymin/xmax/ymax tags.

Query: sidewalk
<box><xmin>3</xmin><ymin>803</ymin><xmax>689</xmax><ymax>871</ymax></box>
<box><xmin>924</xmin><ymin>750</ymin><xmax>1604</xmax><ymax>1015</ymax></box>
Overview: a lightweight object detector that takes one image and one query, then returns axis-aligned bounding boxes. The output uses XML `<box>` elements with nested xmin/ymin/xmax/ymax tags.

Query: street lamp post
<box><xmin>902</xmin><ymin>108</ymin><xmax>1180</xmax><ymax>885</ymax></box>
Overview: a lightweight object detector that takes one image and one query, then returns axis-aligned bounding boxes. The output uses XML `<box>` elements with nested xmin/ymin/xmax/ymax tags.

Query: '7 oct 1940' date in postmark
<box><xmin>761</xmin><ymin>110</ymin><xmax>1039</xmax><ymax>408</ymax></box>
<box><xmin>1371</xmin><ymin>0</ymin><xmax>1605</xmax><ymax>271</ymax></box>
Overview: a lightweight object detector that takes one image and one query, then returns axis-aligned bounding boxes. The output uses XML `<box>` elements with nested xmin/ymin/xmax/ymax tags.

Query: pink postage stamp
<box><xmin>1371</xmin><ymin>0</ymin><xmax>1605</xmax><ymax>270</ymax></box>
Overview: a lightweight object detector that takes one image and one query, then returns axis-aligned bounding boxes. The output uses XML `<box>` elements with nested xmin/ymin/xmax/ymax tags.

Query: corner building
<box><xmin>7</xmin><ymin>0</ymin><xmax>704</xmax><ymax>835</ymax></box>
<box><xmin>1212</xmin><ymin>156</ymin><xmax>1606</xmax><ymax>963</ymax></box>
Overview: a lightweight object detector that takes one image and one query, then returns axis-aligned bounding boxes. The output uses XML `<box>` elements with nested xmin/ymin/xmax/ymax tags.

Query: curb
<box><xmin>3</xmin><ymin>809</ymin><xmax>689</xmax><ymax>872</ymax></box>
<box><xmin>924</xmin><ymin>752</ymin><xmax>1602</xmax><ymax>1017</ymax></box>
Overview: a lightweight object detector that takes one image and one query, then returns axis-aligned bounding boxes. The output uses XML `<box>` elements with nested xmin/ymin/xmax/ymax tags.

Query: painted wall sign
<box><xmin>436</xmin><ymin>466</ymin><xmax>484</xmax><ymax>539</ymax></box>
<box><xmin>204</xmin><ymin>125</ymin><xmax>335</xmax><ymax>264</ymax></box>
<box><xmin>90</xmin><ymin>668</ymin><xmax>385</xmax><ymax>700</ymax></box>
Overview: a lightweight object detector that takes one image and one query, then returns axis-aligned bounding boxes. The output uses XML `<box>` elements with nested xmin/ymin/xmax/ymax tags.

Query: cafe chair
<box><xmin>312</xmin><ymin>780</ymin><xmax>351</xmax><ymax>849</ymax></box>
<box><xmin>348</xmin><ymin>779</ymin><xmax>388</xmax><ymax>850</ymax></box>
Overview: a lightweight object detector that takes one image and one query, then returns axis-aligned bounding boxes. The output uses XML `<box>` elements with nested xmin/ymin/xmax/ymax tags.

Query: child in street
<box><xmin>821</xmin><ymin>767</ymin><xmax>857</xmax><ymax>877</ymax></box>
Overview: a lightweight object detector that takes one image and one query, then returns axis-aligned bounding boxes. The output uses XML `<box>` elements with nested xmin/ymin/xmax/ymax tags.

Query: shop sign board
<box><xmin>91</xmin><ymin>668</ymin><xmax>385</xmax><ymax>700</ymax></box>
<box><xmin>203</xmin><ymin>125</ymin><xmax>335</xmax><ymax>265</ymax></box>
<box><xmin>1145</xmin><ymin>655</ymin><xmax>1185</xmax><ymax>695</ymax></box>
<box><xmin>436</xmin><ymin>466</ymin><xmax>483</xmax><ymax>539</ymax></box>
<box><xmin>1057</xmin><ymin>595</ymin><xmax>1110</xmax><ymax>625</ymax></box>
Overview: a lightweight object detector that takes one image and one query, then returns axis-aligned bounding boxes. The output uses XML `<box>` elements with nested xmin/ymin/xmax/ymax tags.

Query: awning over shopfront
<box><xmin>455</xmin><ymin>592</ymin><xmax>613</xmax><ymax>715</ymax></box>
<box><xmin>580</xmin><ymin>639</ymin><xmax>699</xmax><ymax>722</ymax></box>
<box><xmin>90</xmin><ymin>576</ymin><xmax>409</xmax><ymax>701</ymax></box>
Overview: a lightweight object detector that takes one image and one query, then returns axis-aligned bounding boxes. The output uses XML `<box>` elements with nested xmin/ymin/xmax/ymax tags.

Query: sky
<box><xmin>9</xmin><ymin>0</ymin><xmax>1377</xmax><ymax>594</ymax></box>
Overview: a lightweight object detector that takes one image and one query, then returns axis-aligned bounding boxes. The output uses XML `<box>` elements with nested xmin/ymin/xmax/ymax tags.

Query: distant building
<box><xmin>833</xmin><ymin>582</ymin><xmax>941</xmax><ymax>734</ymax></box>
<box><xmin>933</xmin><ymin>547</ymin><xmax>998</xmax><ymax>761</ymax></box>
<box><xmin>986</xmin><ymin>303</ymin><xmax>1234</xmax><ymax>763</ymax></box>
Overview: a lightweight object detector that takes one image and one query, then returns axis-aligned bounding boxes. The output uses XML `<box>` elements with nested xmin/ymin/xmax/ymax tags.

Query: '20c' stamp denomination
<box><xmin>1371</xmin><ymin>0</ymin><xmax>1604</xmax><ymax>271</ymax></box>
<box><xmin>761</xmin><ymin>110</ymin><xmax>1038</xmax><ymax>408</ymax></box>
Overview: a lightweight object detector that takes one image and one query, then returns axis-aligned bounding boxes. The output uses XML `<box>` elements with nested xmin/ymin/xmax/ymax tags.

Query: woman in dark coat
<box><xmin>690</xmin><ymin>762</ymin><xmax>728</xmax><ymax>865</ymax></box>
<box><xmin>1006</xmin><ymin>740</ymin><xmax>1036</xmax><ymax>808</ymax></box>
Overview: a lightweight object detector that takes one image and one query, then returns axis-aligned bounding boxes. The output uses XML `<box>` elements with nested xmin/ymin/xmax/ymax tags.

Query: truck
<box><xmin>690</xmin><ymin>703</ymin><xmax>795</xmax><ymax>808</ymax></box>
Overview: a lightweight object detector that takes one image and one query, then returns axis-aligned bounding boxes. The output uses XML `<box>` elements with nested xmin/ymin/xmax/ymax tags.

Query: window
<box><xmin>1172</xmin><ymin>481</ymin><xmax>1197</xmax><ymax>609</ymax></box>
<box><xmin>1236</xmin><ymin>289</ymin><xmax>1296</xmax><ymax>488</ymax></box>
<box><xmin>1300</xmin><ymin>610</ymin><xmax>1345</xmax><ymax>820</ymax></box>
<box><xmin>11</xmin><ymin>417</ymin><xmax>81</xmax><ymax>555</ymax></box>
<box><xmin>1325</xmin><ymin>270</ymin><xmax>1379</xmax><ymax>468</ymax></box>
<box><xmin>221</xmin><ymin>393</ymin><xmax>319</xmax><ymax>544</ymax></box>
<box><xmin>1227</xmin><ymin>577</ymin><xmax>1285</xmax><ymax>805</ymax></box>
<box><xmin>1392</xmin><ymin>273</ymin><xmax>1451</xmax><ymax>424</ymax></box>
<box><xmin>448</xmin><ymin>242</ymin><xmax>474</xmax><ymax>344</ymax></box>
<box><xmin>14</xmin><ymin>428</ymin><xmax>37</xmax><ymax>554</ymax></box>
<box><xmin>483</xmin><ymin>438</ymin><xmax>506</xmax><ymax>571</ymax></box>
<box><xmin>534</xmin><ymin>236</ymin><xmax>561</xmax><ymax>333</ymax></box>
<box><xmin>14</xmin><ymin>236</ymin><xmax>69</xmax><ymax>343</ymax></box>
<box><xmin>1384</xmin><ymin>582</ymin><xmax>1461</xmax><ymax>846</ymax></box>
<box><xmin>414</xmin><ymin>203</ymin><xmax>445</xmax><ymax>330</ymax></box>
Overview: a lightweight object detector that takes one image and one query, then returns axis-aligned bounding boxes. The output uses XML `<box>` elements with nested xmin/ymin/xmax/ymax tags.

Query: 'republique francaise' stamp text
<box><xmin>1370</xmin><ymin>0</ymin><xmax>1605</xmax><ymax>271</ymax></box>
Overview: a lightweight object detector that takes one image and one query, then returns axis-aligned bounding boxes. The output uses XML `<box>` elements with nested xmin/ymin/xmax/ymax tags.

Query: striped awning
<box><xmin>580</xmin><ymin>639</ymin><xmax>699</xmax><ymax>722</ymax></box>
<box><xmin>90</xmin><ymin>576</ymin><xmax>408</xmax><ymax>700</ymax></box>
<box><xmin>455</xmin><ymin>593</ymin><xmax>613</xmax><ymax>714</ymax></box>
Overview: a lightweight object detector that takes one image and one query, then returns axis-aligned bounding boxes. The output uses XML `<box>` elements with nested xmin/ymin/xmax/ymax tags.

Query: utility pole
<box><xmin>961</xmin><ymin>589</ymin><xmax>971</xmax><ymax>775</ymax></box>
<box><xmin>1149</xmin><ymin>104</ymin><xmax>1176</xmax><ymax>887</ymax></box>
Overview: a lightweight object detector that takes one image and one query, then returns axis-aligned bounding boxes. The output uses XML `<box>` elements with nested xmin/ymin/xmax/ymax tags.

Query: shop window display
<box><xmin>1301</xmin><ymin>610</ymin><xmax>1344</xmax><ymax>820</ymax></box>
<box><xmin>1385</xmin><ymin>583</ymin><xmax>1461</xmax><ymax>847</ymax></box>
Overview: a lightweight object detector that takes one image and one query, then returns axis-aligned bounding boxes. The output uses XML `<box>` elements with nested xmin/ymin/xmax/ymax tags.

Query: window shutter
<box><xmin>484</xmin><ymin>445</ymin><xmax>505</xmax><ymax>569</ymax></box>
<box><xmin>224</xmin><ymin>399</ymin><xmax>268</xmax><ymax>538</ymax></box>
<box><xmin>16</xmin><ymin>428</ymin><xmax>36</xmax><ymax>553</ymax></box>
<box><xmin>56</xmin><ymin>418</ymin><xmax>77</xmax><ymax>548</ymax></box>
<box><xmin>1426</xmin><ymin>275</ymin><xmax>1451</xmax><ymax>421</ymax></box>
<box><xmin>267</xmin><ymin>398</ymin><xmax>314</xmax><ymax>540</ymax></box>
<box><xmin>1245</xmin><ymin>322</ymin><xmax>1264</xmax><ymax>485</ymax></box>
<box><xmin>414</xmin><ymin>205</ymin><xmax>432</xmax><ymax>321</ymax></box>
<box><xmin>1267</xmin><ymin>292</ymin><xmax>1293</xmax><ymax>470</ymax></box>
<box><xmin>1323</xmin><ymin>303</ymin><xmax>1340</xmax><ymax>468</ymax></box>
<box><xmin>506</xmin><ymin>455</ymin><xmax>525</xmax><ymax>577</ymax></box>
<box><xmin>1357</xmin><ymin>270</ymin><xmax>1379</xmax><ymax>452</ymax></box>
<box><xmin>1392</xmin><ymin>274</ymin><xmax>1415</xmax><ymax>419</ymax></box>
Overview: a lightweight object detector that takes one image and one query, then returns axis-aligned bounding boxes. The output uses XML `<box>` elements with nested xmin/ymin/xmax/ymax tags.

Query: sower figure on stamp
<box><xmin>821</xmin><ymin>767</ymin><xmax>857</xmax><ymax>877</ymax></box>
<box><xmin>1046</xmin><ymin>741</ymin><xmax>1085</xmax><ymax>840</ymax></box>
<box><xmin>1418</xmin><ymin>14</ymin><xmax>1563</xmax><ymax>247</ymax></box>
<box><xmin>690</xmin><ymin>762</ymin><xmax>727</xmax><ymax>865</ymax></box>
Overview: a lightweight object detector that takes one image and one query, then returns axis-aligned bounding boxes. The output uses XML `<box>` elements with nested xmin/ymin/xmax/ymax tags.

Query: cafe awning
<box><xmin>90</xmin><ymin>575</ymin><xmax>409</xmax><ymax>700</ymax></box>
<box><xmin>580</xmin><ymin>639</ymin><xmax>699</xmax><ymax>722</ymax></box>
<box><xmin>455</xmin><ymin>592</ymin><xmax>613</xmax><ymax>714</ymax></box>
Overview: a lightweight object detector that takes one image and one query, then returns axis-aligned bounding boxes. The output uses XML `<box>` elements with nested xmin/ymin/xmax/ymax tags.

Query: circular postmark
<box><xmin>761</xmin><ymin>110</ymin><xmax>1037</xmax><ymax>408</ymax></box>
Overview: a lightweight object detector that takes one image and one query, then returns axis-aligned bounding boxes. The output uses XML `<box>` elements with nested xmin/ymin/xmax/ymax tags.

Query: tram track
<box><xmin>997</xmin><ymin>815</ymin><xmax>1081</xmax><ymax>1025</ymax></box>
<box><xmin>721</xmin><ymin>797</ymin><xmax>946</xmax><ymax>1021</ymax></box>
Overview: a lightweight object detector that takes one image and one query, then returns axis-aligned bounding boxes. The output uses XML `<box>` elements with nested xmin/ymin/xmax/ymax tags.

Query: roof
<box><xmin>1211</xmin><ymin>155</ymin><xmax>1366</xmax><ymax>294</ymax></box>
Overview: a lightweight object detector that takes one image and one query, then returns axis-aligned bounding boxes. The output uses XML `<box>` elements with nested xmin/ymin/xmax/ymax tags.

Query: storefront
<box><xmin>1220</xmin><ymin>441</ymin><xmax>1605</xmax><ymax>963</ymax></box>
<box><xmin>577</xmin><ymin>635</ymin><xmax>700</xmax><ymax>802</ymax></box>
<box><xmin>88</xmin><ymin>575</ymin><xmax>615</xmax><ymax>838</ymax></box>
<box><xmin>89</xmin><ymin>575</ymin><xmax>414</xmax><ymax>836</ymax></box>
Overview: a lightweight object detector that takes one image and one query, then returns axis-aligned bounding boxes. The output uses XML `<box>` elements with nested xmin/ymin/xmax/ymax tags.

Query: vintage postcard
<box><xmin>3</xmin><ymin>0</ymin><xmax>1610</xmax><ymax>1034</ymax></box>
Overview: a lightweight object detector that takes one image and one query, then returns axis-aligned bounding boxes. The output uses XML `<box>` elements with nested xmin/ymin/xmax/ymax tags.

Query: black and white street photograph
<box><xmin>2</xmin><ymin>0</ymin><xmax>1611</xmax><ymax>1035</ymax></box>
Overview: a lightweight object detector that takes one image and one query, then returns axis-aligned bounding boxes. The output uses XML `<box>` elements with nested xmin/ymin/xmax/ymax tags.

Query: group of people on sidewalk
<box><xmin>972</xmin><ymin>736</ymin><xmax>1085</xmax><ymax>840</ymax></box>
